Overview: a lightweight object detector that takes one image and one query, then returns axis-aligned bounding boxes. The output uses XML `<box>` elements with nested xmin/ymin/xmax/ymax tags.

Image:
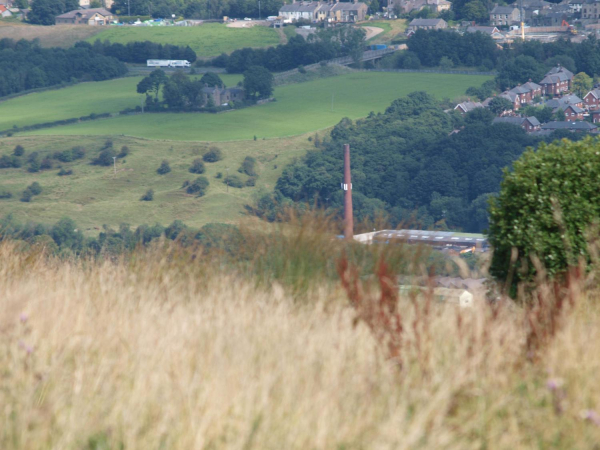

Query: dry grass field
<box><xmin>2</xmin><ymin>228</ymin><xmax>600</xmax><ymax>449</ymax></box>
<box><xmin>0</xmin><ymin>22</ymin><xmax>102</xmax><ymax>48</ymax></box>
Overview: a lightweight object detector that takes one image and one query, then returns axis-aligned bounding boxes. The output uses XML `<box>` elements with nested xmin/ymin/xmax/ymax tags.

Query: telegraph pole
<box><xmin>259</xmin><ymin>0</ymin><xmax>261</xmax><ymax>20</ymax></box>
<box><xmin>112</xmin><ymin>156</ymin><xmax>117</xmax><ymax>177</ymax></box>
<box><xmin>341</xmin><ymin>144</ymin><xmax>353</xmax><ymax>240</ymax></box>
<box><xmin>128</xmin><ymin>0</ymin><xmax>130</xmax><ymax>18</ymax></box>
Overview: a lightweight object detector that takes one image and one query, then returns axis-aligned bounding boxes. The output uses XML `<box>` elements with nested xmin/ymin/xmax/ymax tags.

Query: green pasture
<box><xmin>88</xmin><ymin>24</ymin><xmax>281</xmax><ymax>58</ymax></box>
<box><xmin>0</xmin><ymin>134</ymin><xmax>309</xmax><ymax>230</ymax></box>
<box><xmin>0</xmin><ymin>74</ymin><xmax>243</xmax><ymax>131</ymax></box>
<box><xmin>23</xmin><ymin>72</ymin><xmax>492</xmax><ymax>141</ymax></box>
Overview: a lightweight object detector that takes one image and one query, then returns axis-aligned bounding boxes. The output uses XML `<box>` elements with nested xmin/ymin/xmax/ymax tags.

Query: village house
<box><xmin>498</xmin><ymin>91</ymin><xmax>522</xmax><ymax>110</ymax></box>
<box><xmin>278</xmin><ymin>1</ymin><xmax>367</xmax><ymax>23</ymax></box>
<box><xmin>563</xmin><ymin>104</ymin><xmax>585</xmax><ymax>120</ymax></box>
<box><xmin>542</xmin><ymin>121</ymin><xmax>597</xmax><ymax>131</ymax></box>
<box><xmin>539</xmin><ymin>65</ymin><xmax>573</xmax><ymax>95</ymax></box>
<box><xmin>0</xmin><ymin>4</ymin><xmax>12</xmax><ymax>17</ymax></box>
<box><xmin>492</xmin><ymin>116</ymin><xmax>542</xmax><ymax>132</ymax></box>
<box><xmin>454</xmin><ymin>101</ymin><xmax>483</xmax><ymax>114</ymax></box>
<box><xmin>582</xmin><ymin>0</ymin><xmax>600</xmax><ymax>19</ymax></box>
<box><xmin>500</xmin><ymin>81</ymin><xmax>543</xmax><ymax>109</ymax></box>
<box><xmin>592</xmin><ymin>110</ymin><xmax>600</xmax><ymax>123</ymax></box>
<box><xmin>202</xmin><ymin>86</ymin><xmax>245</xmax><ymax>106</ymax></box>
<box><xmin>489</xmin><ymin>6</ymin><xmax>521</xmax><ymax>26</ymax></box>
<box><xmin>584</xmin><ymin>89</ymin><xmax>600</xmax><ymax>110</ymax></box>
<box><xmin>55</xmin><ymin>8</ymin><xmax>114</xmax><ymax>25</ymax></box>
<box><xmin>407</xmin><ymin>18</ymin><xmax>447</xmax><ymax>31</ymax></box>
<box><xmin>389</xmin><ymin>0</ymin><xmax>450</xmax><ymax>14</ymax></box>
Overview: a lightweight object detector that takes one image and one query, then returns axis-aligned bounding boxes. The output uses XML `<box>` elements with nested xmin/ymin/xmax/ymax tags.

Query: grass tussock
<box><xmin>2</xmin><ymin>232</ymin><xmax>600</xmax><ymax>449</ymax></box>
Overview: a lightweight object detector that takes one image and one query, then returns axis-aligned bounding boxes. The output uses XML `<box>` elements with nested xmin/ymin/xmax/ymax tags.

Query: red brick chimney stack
<box><xmin>342</xmin><ymin>144</ymin><xmax>353</xmax><ymax>240</ymax></box>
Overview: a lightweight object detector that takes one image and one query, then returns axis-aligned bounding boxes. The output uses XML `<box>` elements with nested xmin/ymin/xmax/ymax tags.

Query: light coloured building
<box><xmin>489</xmin><ymin>6</ymin><xmax>521</xmax><ymax>26</ymax></box>
<box><xmin>55</xmin><ymin>7</ymin><xmax>114</xmax><ymax>24</ymax></box>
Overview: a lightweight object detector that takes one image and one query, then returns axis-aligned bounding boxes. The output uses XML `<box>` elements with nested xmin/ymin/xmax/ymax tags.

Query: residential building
<box><xmin>278</xmin><ymin>1</ymin><xmax>367</xmax><ymax>23</ymax></box>
<box><xmin>0</xmin><ymin>4</ymin><xmax>12</xmax><ymax>17</ymax></box>
<box><xmin>539</xmin><ymin>65</ymin><xmax>573</xmax><ymax>95</ymax></box>
<box><xmin>407</xmin><ymin>18</ymin><xmax>447</xmax><ymax>31</ymax></box>
<box><xmin>465</xmin><ymin>26</ymin><xmax>504</xmax><ymax>39</ymax></box>
<box><xmin>541</xmin><ymin>121</ymin><xmax>597</xmax><ymax>131</ymax></box>
<box><xmin>584</xmin><ymin>89</ymin><xmax>600</xmax><ymax>110</ymax></box>
<box><xmin>499</xmin><ymin>91</ymin><xmax>522</xmax><ymax>110</ymax></box>
<box><xmin>563</xmin><ymin>104</ymin><xmax>585</xmax><ymax>120</ymax></box>
<box><xmin>489</xmin><ymin>6</ymin><xmax>521</xmax><ymax>26</ymax></box>
<box><xmin>592</xmin><ymin>110</ymin><xmax>600</xmax><ymax>123</ymax></box>
<box><xmin>454</xmin><ymin>101</ymin><xmax>483</xmax><ymax>114</ymax></box>
<box><xmin>55</xmin><ymin>8</ymin><xmax>114</xmax><ymax>25</ymax></box>
<box><xmin>502</xmin><ymin>81</ymin><xmax>543</xmax><ymax>108</ymax></box>
<box><xmin>493</xmin><ymin>116</ymin><xmax>542</xmax><ymax>132</ymax></box>
<box><xmin>582</xmin><ymin>0</ymin><xmax>600</xmax><ymax>19</ymax></box>
<box><xmin>202</xmin><ymin>86</ymin><xmax>245</xmax><ymax>106</ymax></box>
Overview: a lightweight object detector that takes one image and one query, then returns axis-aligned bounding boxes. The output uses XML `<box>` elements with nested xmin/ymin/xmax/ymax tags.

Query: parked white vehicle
<box><xmin>147</xmin><ymin>59</ymin><xmax>191</xmax><ymax>68</ymax></box>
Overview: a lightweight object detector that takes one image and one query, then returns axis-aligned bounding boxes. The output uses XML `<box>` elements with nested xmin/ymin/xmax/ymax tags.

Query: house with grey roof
<box><xmin>407</xmin><ymin>18</ymin><xmax>447</xmax><ymax>31</ymax></box>
<box><xmin>279</xmin><ymin>1</ymin><xmax>367</xmax><ymax>23</ymax></box>
<box><xmin>279</xmin><ymin>2</ymin><xmax>322</xmax><ymax>22</ymax></box>
<box><xmin>584</xmin><ymin>89</ymin><xmax>600</xmax><ymax>110</ymax></box>
<box><xmin>490</xmin><ymin>6</ymin><xmax>520</xmax><ymax>26</ymax></box>
<box><xmin>55</xmin><ymin>7</ymin><xmax>113</xmax><ymax>25</ymax></box>
<box><xmin>541</xmin><ymin>121</ymin><xmax>597</xmax><ymax>131</ymax></box>
<box><xmin>454</xmin><ymin>101</ymin><xmax>483</xmax><ymax>114</ymax></box>
<box><xmin>493</xmin><ymin>116</ymin><xmax>541</xmax><ymax>132</ymax></box>
<box><xmin>540</xmin><ymin>65</ymin><xmax>573</xmax><ymax>95</ymax></box>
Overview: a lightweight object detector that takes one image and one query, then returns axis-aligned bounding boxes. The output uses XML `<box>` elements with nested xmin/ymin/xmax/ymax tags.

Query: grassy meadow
<box><xmin>20</xmin><ymin>72</ymin><xmax>492</xmax><ymax>141</ymax></box>
<box><xmin>88</xmin><ymin>23</ymin><xmax>281</xmax><ymax>58</ymax></box>
<box><xmin>360</xmin><ymin>19</ymin><xmax>407</xmax><ymax>44</ymax></box>
<box><xmin>2</xmin><ymin>231</ymin><xmax>600</xmax><ymax>448</ymax></box>
<box><xmin>0</xmin><ymin>21</ymin><xmax>102</xmax><ymax>47</ymax></box>
<box><xmin>0</xmin><ymin>134</ymin><xmax>309</xmax><ymax>230</ymax></box>
<box><xmin>0</xmin><ymin>74</ymin><xmax>243</xmax><ymax>131</ymax></box>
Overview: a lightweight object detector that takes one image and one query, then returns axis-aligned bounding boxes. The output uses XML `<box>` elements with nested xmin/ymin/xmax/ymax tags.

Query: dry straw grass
<box><xmin>2</xmin><ymin>239</ymin><xmax>600</xmax><ymax>449</ymax></box>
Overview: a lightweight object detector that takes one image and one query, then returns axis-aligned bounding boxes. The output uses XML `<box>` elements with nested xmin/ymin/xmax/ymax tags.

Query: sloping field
<box><xmin>88</xmin><ymin>23</ymin><xmax>281</xmax><ymax>58</ymax></box>
<box><xmin>0</xmin><ymin>74</ymin><xmax>243</xmax><ymax>131</ymax></box>
<box><xmin>23</xmin><ymin>72</ymin><xmax>492</xmax><ymax>141</ymax></box>
<box><xmin>0</xmin><ymin>134</ymin><xmax>308</xmax><ymax>230</ymax></box>
<box><xmin>0</xmin><ymin>22</ymin><xmax>102</xmax><ymax>47</ymax></box>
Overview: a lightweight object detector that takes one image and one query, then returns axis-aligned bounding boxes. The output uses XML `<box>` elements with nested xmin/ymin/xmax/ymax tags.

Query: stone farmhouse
<box><xmin>387</xmin><ymin>0</ymin><xmax>451</xmax><ymax>14</ymax></box>
<box><xmin>407</xmin><ymin>18</ymin><xmax>448</xmax><ymax>31</ymax></box>
<box><xmin>489</xmin><ymin>6</ymin><xmax>521</xmax><ymax>26</ymax></box>
<box><xmin>278</xmin><ymin>1</ymin><xmax>368</xmax><ymax>23</ymax></box>
<box><xmin>202</xmin><ymin>86</ymin><xmax>245</xmax><ymax>106</ymax></box>
<box><xmin>55</xmin><ymin>8</ymin><xmax>114</xmax><ymax>25</ymax></box>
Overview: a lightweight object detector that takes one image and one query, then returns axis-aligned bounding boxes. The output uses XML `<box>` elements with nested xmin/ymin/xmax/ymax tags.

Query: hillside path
<box><xmin>362</xmin><ymin>26</ymin><xmax>384</xmax><ymax>40</ymax></box>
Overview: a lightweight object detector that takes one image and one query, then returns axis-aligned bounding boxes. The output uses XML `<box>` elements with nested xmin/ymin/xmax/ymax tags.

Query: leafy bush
<box><xmin>189</xmin><ymin>159</ymin><xmax>206</xmax><ymax>174</ymax></box>
<box><xmin>92</xmin><ymin>149</ymin><xmax>116</xmax><ymax>166</ymax></box>
<box><xmin>118</xmin><ymin>146</ymin><xmax>129</xmax><ymax>158</ymax></box>
<box><xmin>20</xmin><ymin>190</ymin><xmax>32</xmax><ymax>203</ymax></box>
<box><xmin>239</xmin><ymin>156</ymin><xmax>257</xmax><ymax>177</ymax></box>
<box><xmin>58</xmin><ymin>168</ymin><xmax>73</xmax><ymax>176</ymax></box>
<box><xmin>186</xmin><ymin>177</ymin><xmax>210</xmax><ymax>197</ymax></box>
<box><xmin>0</xmin><ymin>155</ymin><xmax>21</xmax><ymax>169</ymax></box>
<box><xmin>223</xmin><ymin>175</ymin><xmax>244</xmax><ymax>189</ymax></box>
<box><xmin>41</xmin><ymin>158</ymin><xmax>53</xmax><ymax>170</ymax></box>
<box><xmin>246</xmin><ymin>177</ymin><xmax>257</xmax><ymax>187</ymax></box>
<box><xmin>54</xmin><ymin>147</ymin><xmax>86</xmax><ymax>162</ymax></box>
<box><xmin>28</xmin><ymin>182</ymin><xmax>42</xmax><ymax>196</ymax></box>
<box><xmin>140</xmin><ymin>189</ymin><xmax>154</xmax><ymax>201</ymax></box>
<box><xmin>203</xmin><ymin>146</ymin><xmax>223</xmax><ymax>162</ymax></box>
<box><xmin>0</xmin><ymin>189</ymin><xmax>12</xmax><ymax>199</ymax></box>
<box><xmin>27</xmin><ymin>161</ymin><xmax>40</xmax><ymax>173</ymax></box>
<box><xmin>157</xmin><ymin>160</ymin><xmax>171</xmax><ymax>175</ymax></box>
<box><xmin>13</xmin><ymin>145</ymin><xmax>24</xmax><ymax>157</ymax></box>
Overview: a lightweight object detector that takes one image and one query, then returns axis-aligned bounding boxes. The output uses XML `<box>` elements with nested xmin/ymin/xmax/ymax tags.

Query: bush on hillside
<box><xmin>13</xmin><ymin>145</ymin><xmax>24</xmax><ymax>157</ymax></box>
<box><xmin>140</xmin><ymin>189</ymin><xmax>154</xmax><ymax>201</ymax></box>
<box><xmin>203</xmin><ymin>146</ymin><xmax>223</xmax><ymax>162</ymax></box>
<box><xmin>58</xmin><ymin>168</ymin><xmax>73</xmax><ymax>176</ymax></box>
<box><xmin>157</xmin><ymin>160</ymin><xmax>171</xmax><ymax>175</ymax></box>
<box><xmin>0</xmin><ymin>189</ymin><xmax>12</xmax><ymax>199</ymax></box>
<box><xmin>92</xmin><ymin>149</ymin><xmax>116</xmax><ymax>166</ymax></box>
<box><xmin>189</xmin><ymin>159</ymin><xmax>206</xmax><ymax>174</ymax></box>
<box><xmin>239</xmin><ymin>156</ymin><xmax>257</xmax><ymax>177</ymax></box>
<box><xmin>223</xmin><ymin>175</ymin><xmax>244</xmax><ymax>189</ymax></box>
<box><xmin>186</xmin><ymin>177</ymin><xmax>209</xmax><ymax>197</ymax></box>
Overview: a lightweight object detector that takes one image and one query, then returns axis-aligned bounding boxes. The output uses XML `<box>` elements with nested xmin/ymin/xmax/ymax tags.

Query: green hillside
<box><xmin>0</xmin><ymin>134</ymin><xmax>309</xmax><ymax>230</ymax></box>
<box><xmin>22</xmin><ymin>72</ymin><xmax>491</xmax><ymax>141</ymax></box>
<box><xmin>88</xmin><ymin>24</ymin><xmax>281</xmax><ymax>58</ymax></box>
<box><xmin>0</xmin><ymin>74</ymin><xmax>243</xmax><ymax>131</ymax></box>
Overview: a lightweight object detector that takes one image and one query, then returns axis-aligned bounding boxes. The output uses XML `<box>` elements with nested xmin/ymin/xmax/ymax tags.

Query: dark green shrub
<box><xmin>239</xmin><ymin>156</ymin><xmax>257</xmax><ymax>177</ymax></box>
<box><xmin>40</xmin><ymin>158</ymin><xmax>53</xmax><ymax>170</ymax></box>
<box><xmin>0</xmin><ymin>190</ymin><xmax>12</xmax><ymax>199</ymax></box>
<box><xmin>157</xmin><ymin>160</ymin><xmax>171</xmax><ymax>175</ymax></box>
<box><xmin>189</xmin><ymin>159</ymin><xmax>206</xmax><ymax>174</ymax></box>
<box><xmin>27</xmin><ymin>152</ymin><xmax>39</xmax><ymax>163</ymax></box>
<box><xmin>28</xmin><ymin>182</ymin><xmax>42</xmax><ymax>195</ymax></box>
<box><xmin>223</xmin><ymin>175</ymin><xmax>244</xmax><ymax>189</ymax></box>
<box><xmin>203</xmin><ymin>146</ymin><xmax>223</xmax><ymax>162</ymax></box>
<box><xmin>92</xmin><ymin>149</ymin><xmax>115</xmax><ymax>166</ymax></box>
<box><xmin>140</xmin><ymin>189</ymin><xmax>154</xmax><ymax>201</ymax></box>
<box><xmin>246</xmin><ymin>177</ymin><xmax>257</xmax><ymax>187</ymax></box>
<box><xmin>58</xmin><ymin>168</ymin><xmax>73</xmax><ymax>176</ymax></box>
<box><xmin>216</xmin><ymin>172</ymin><xmax>223</xmax><ymax>179</ymax></box>
<box><xmin>27</xmin><ymin>160</ymin><xmax>40</xmax><ymax>173</ymax></box>
<box><xmin>181</xmin><ymin>180</ymin><xmax>190</xmax><ymax>188</ymax></box>
<box><xmin>186</xmin><ymin>176</ymin><xmax>210</xmax><ymax>196</ymax></box>
<box><xmin>13</xmin><ymin>145</ymin><xmax>24</xmax><ymax>157</ymax></box>
<box><xmin>118</xmin><ymin>146</ymin><xmax>129</xmax><ymax>158</ymax></box>
<box><xmin>20</xmin><ymin>190</ymin><xmax>32</xmax><ymax>202</ymax></box>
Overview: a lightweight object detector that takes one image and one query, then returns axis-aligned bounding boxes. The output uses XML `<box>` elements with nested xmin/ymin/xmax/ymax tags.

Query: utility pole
<box><xmin>127</xmin><ymin>0</ymin><xmax>130</xmax><ymax>17</ymax></box>
<box><xmin>112</xmin><ymin>156</ymin><xmax>117</xmax><ymax>177</ymax></box>
<box><xmin>520</xmin><ymin>0</ymin><xmax>525</xmax><ymax>41</ymax></box>
<box><xmin>259</xmin><ymin>0</ymin><xmax>261</xmax><ymax>20</ymax></box>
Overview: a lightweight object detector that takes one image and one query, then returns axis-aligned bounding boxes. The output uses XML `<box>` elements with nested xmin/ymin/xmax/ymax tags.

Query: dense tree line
<box><xmin>0</xmin><ymin>39</ymin><xmax>127</xmax><ymax>98</ymax></box>
<box><xmin>261</xmin><ymin>92</ymin><xmax>583</xmax><ymax>233</ymax></box>
<box><xmin>110</xmin><ymin>0</ymin><xmax>283</xmax><ymax>20</ymax></box>
<box><xmin>403</xmin><ymin>30</ymin><xmax>600</xmax><ymax>89</ymax></box>
<box><xmin>0</xmin><ymin>215</ymin><xmax>241</xmax><ymax>257</ymax></box>
<box><xmin>212</xmin><ymin>28</ymin><xmax>365</xmax><ymax>73</ymax></box>
<box><xmin>89</xmin><ymin>39</ymin><xmax>197</xmax><ymax>64</ymax></box>
<box><xmin>28</xmin><ymin>0</ymin><xmax>79</xmax><ymax>25</ymax></box>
